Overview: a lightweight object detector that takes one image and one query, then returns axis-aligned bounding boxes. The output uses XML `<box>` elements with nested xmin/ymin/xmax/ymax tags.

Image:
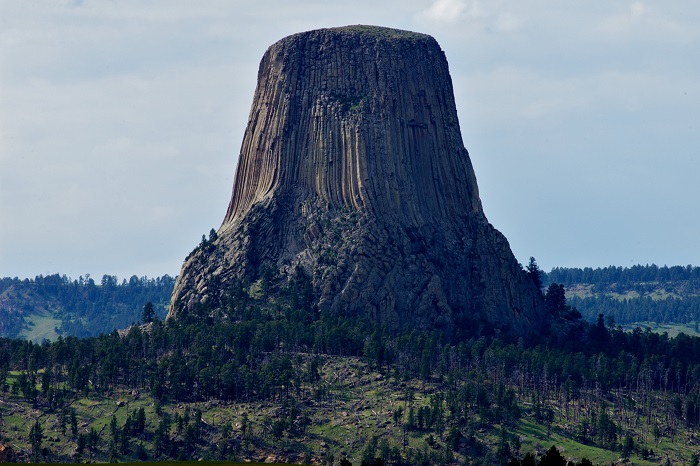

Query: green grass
<box><xmin>566</xmin><ymin>282</ymin><xmax>697</xmax><ymax>302</ymax></box>
<box><xmin>30</xmin><ymin>462</ymin><xmax>301</xmax><ymax>466</ymax></box>
<box><xmin>623</xmin><ymin>321</ymin><xmax>700</xmax><ymax>337</ymax></box>
<box><xmin>18</xmin><ymin>308</ymin><xmax>61</xmax><ymax>342</ymax></box>
<box><xmin>334</xmin><ymin>25</ymin><xmax>429</xmax><ymax>41</ymax></box>
<box><xmin>4</xmin><ymin>355</ymin><xmax>700</xmax><ymax>465</ymax></box>
<box><xmin>2</xmin><ymin>414</ymin><xmax>28</xmax><ymax>432</ymax></box>
<box><xmin>514</xmin><ymin>419</ymin><xmax>660</xmax><ymax>466</ymax></box>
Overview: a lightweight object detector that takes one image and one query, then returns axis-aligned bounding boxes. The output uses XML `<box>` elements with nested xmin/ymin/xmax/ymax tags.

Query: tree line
<box><xmin>0</xmin><ymin>273</ymin><xmax>174</xmax><ymax>338</ymax></box>
<box><xmin>544</xmin><ymin>265</ymin><xmax>700</xmax><ymax>326</ymax></box>
<box><xmin>547</xmin><ymin>264</ymin><xmax>700</xmax><ymax>288</ymax></box>
<box><xmin>5</xmin><ymin>262</ymin><xmax>700</xmax><ymax>463</ymax></box>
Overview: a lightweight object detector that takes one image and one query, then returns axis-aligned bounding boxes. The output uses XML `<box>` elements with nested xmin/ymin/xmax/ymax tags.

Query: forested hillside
<box><xmin>546</xmin><ymin>264</ymin><xmax>700</xmax><ymax>327</ymax></box>
<box><xmin>3</xmin><ymin>264</ymin><xmax>698</xmax><ymax>341</ymax></box>
<box><xmin>4</xmin><ymin>266</ymin><xmax>700</xmax><ymax>464</ymax></box>
<box><xmin>0</xmin><ymin>274</ymin><xmax>174</xmax><ymax>339</ymax></box>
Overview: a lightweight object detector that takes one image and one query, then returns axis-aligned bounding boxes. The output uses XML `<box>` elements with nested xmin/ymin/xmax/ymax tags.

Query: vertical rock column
<box><xmin>169</xmin><ymin>26</ymin><xmax>546</xmax><ymax>336</ymax></box>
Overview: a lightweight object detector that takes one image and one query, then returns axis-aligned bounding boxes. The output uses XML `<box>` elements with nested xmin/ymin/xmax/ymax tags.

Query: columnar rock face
<box><xmin>169</xmin><ymin>25</ymin><xmax>546</xmax><ymax>335</ymax></box>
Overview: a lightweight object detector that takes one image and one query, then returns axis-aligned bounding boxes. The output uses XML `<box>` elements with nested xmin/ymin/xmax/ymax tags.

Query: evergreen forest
<box><xmin>3</xmin><ymin>263</ymin><xmax>700</xmax><ymax>464</ymax></box>
<box><xmin>547</xmin><ymin>265</ymin><xmax>700</xmax><ymax>328</ymax></box>
<box><xmin>0</xmin><ymin>274</ymin><xmax>174</xmax><ymax>339</ymax></box>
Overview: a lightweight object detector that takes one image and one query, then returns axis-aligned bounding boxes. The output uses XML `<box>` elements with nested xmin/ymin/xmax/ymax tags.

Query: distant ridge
<box><xmin>0</xmin><ymin>274</ymin><xmax>173</xmax><ymax>339</ymax></box>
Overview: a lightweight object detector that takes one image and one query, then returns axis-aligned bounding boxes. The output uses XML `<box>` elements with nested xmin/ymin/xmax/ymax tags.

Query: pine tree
<box><xmin>521</xmin><ymin>452</ymin><xmax>537</xmax><ymax>466</ymax></box>
<box><xmin>142</xmin><ymin>301</ymin><xmax>155</xmax><ymax>323</ymax></box>
<box><xmin>29</xmin><ymin>419</ymin><xmax>43</xmax><ymax>461</ymax></box>
<box><xmin>526</xmin><ymin>257</ymin><xmax>543</xmax><ymax>291</ymax></box>
<box><xmin>539</xmin><ymin>445</ymin><xmax>566</xmax><ymax>466</ymax></box>
<box><xmin>545</xmin><ymin>283</ymin><xmax>567</xmax><ymax>317</ymax></box>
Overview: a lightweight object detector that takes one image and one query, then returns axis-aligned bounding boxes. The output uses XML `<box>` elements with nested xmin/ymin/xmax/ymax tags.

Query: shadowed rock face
<box><xmin>169</xmin><ymin>25</ymin><xmax>546</xmax><ymax>336</ymax></box>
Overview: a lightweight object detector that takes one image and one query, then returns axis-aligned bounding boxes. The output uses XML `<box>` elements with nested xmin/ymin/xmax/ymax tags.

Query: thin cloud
<box><xmin>416</xmin><ymin>0</ymin><xmax>527</xmax><ymax>36</ymax></box>
<box><xmin>494</xmin><ymin>12</ymin><xmax>526</xmax><ymax>32</ymax></box>
<box><xmin>597</xmin><ymin>2</ymin><xmax>698</xmax><ymax>43</ymax></box>
<box><xmin>419</xmin><ymin>0</ymin><xmax>470</xmax><ymax>23</ymax></box>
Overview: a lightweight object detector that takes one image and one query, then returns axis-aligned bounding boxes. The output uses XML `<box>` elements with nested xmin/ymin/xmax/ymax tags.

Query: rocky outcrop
<box><xmin>0</xmin><ymin>444</ymin><xmax>15</xmax><ymax>463</ymax></box>
<box><xmin>169</xmin><ymin>25</ymin><xmax>546</xmax><ymax>336</ymax></box>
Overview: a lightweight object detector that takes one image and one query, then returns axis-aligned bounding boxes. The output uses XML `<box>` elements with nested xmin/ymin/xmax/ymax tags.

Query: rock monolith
<box><xmin>169</xmin><ymin>25</ymin><xmax>546</xmax><ymax>336</ymax></box>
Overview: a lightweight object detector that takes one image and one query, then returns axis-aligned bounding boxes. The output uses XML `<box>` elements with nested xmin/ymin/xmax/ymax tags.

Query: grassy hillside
<box><xmin>5</xmin><ymin>264</ymin><xmax>700</xmax><ymax>465</ymax></box>
<box><xmin>2</xmin><ymin>354</ymin><xmax>699</xmax><ymax>465</ymax></box>
<box><xmin>0</xmin><ymin>274</ymin><xmax>173</xmax><ymax>340</ymax></box>
<box><xmin>27</xmin><ymin>462</ymin><xmax>296</xmax><ymax>466</ymax></box>
<box><xmin>547</xmin><ymin>265</ymin><xmax>700</xmax><ymax>329</ymax></box>
<box><xmin>17</xmin><ymin>308</ymin><xmax>62</xmax><ymax>342</ymax></box>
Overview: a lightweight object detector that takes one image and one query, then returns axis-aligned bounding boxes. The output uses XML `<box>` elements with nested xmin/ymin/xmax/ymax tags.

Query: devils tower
<box><xmin>169</xmin><ymin>25</ymin><xmax>546</xmax><ymax>335</ymax></box>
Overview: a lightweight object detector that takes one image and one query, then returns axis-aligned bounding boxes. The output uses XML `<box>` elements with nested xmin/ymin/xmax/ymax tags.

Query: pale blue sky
<box><xmin>1</xmin><ymin>0</ymin><xmax>698</xmax><ymax>280</ymax></box>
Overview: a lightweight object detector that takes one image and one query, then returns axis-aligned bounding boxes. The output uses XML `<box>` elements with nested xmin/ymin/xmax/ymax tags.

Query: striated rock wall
<box><xmin>223</xmin><ymin>26</ymin><xmax>481</xmax><ymax>228</ymax></box>
<box><xmin>169</xmin><ymin>26</ymin><xmax>546</xmax><ymax>336</ymax></box>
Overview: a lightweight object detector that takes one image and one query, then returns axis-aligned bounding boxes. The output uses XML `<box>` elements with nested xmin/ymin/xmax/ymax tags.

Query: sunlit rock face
<box><xmin>169</xmin><ymin>26</ymin><xmax>545</xmax><ymax>336</ymax></box>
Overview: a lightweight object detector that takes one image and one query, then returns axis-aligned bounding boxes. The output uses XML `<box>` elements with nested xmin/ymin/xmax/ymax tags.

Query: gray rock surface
<box><xmin>169</xmin><ymin>25</ymin><xmax>546</xmax><ymax>336</ymax></box>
